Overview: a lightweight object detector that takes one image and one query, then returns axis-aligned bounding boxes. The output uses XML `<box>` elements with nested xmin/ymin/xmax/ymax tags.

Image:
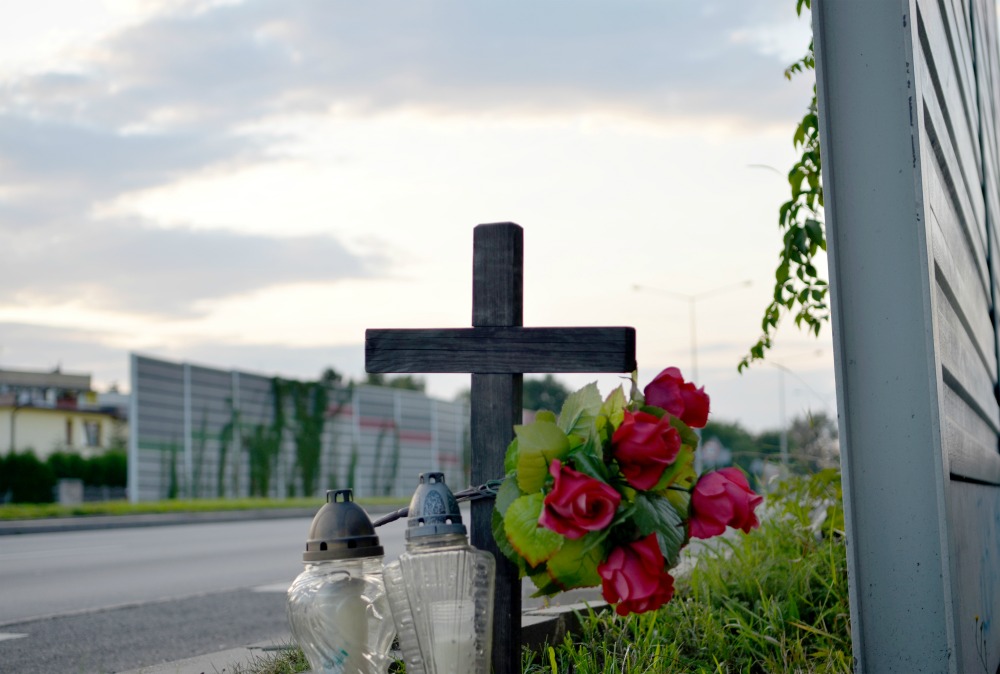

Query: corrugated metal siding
<box><xmin>816</xmin><ymin>0</ymin><xmax>1000</xmax><ymax>670</ymax></box>
<box><xmin>917</xmin><ymin>0</ymin><xmax>1000</xmax><ymax>667</ymax></box>
<box><xmin>917</xmin><ymin>0</ymin><xmax>1000</xmax><ymax>483</ymax></box>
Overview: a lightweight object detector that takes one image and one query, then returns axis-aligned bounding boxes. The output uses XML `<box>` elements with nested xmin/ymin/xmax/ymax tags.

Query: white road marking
<box><xmin>252</xmin><ymin>582</ymin><xmax>291</xmax><ymax>593</ymax></box>
<box><xmin>0</xmin><ymin>633</ymin><xmax>27</xmax><ymax>642</ymax></box>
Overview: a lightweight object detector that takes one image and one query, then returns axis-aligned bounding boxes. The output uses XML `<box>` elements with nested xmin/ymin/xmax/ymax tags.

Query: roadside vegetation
<box><xmin>523</xmin><ymin>469</ymin><xmax>850</xmax><ymax>673</ymax></box>
<box><xmin>0</xmin><ymin>495</ymin><xmax>407</xmax><ymax>520</ymax></box>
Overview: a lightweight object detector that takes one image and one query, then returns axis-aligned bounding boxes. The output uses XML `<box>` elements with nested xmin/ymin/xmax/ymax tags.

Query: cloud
<box><xmin>0</xmin><ymin>320</ymin><xmax>368</xmax><ymax>391</ymax></box>
<box><xmin>0</xmin><ymin>322</ymin><xmax>127</xmax><ymax>380</ymax></box>
<box><xmin>0</xmin><ymin>0</ymin><xmax>811</xmax><ymax>316</ymax></box>
<box><xmin>5</xmin><ymin>0</ymin><xmax>812</xmax><ymax>131</ymax></box>
<box><xmin>0</xmin><ymin>221</ymin><xmax>382</xmax><ymax>315</ymax></box>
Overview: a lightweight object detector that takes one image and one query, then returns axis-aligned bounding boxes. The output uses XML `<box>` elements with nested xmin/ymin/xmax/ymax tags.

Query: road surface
<box><xmin>0</xmin><ymin>514</ymin><xmax>411</xmax><ymax>673</ymax></box>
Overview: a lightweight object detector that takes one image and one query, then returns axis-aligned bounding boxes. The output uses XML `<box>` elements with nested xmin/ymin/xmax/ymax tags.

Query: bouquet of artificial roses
<box><xmin>492</xmin><ymin>367</ymin><xmax>762</xmax><ymax>616</ymax></box>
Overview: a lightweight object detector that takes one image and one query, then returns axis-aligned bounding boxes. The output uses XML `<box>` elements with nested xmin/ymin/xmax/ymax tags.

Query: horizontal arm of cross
<box><xmin>365</xmin><ymin>327</ymin><xmax>636</xmax><ymax>374</ymax></box>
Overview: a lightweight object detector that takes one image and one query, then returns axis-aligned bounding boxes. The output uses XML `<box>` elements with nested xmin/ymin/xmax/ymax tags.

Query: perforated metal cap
<box><xmin>405</xmin><ymin>472</ymin><xmax>467</xmax><ymax>540</ymax></box>
<box><xmin>303</xmin><ymin>489</ymin><xmax>384</xmax><ymax>562</ymax></box>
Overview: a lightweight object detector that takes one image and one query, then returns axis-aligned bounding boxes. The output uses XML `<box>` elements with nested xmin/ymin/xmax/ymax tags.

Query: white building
<box><xmin>0</xmin><ymin>367</ymin><xmax>126</xmax><ymax>458</ymax></box>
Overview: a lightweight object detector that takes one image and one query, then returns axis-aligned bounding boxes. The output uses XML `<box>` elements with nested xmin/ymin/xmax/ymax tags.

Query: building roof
<box><xmin>0</xmin><ymin>367</ymin><xmax>91</xmax><ymax>392</ymax></box>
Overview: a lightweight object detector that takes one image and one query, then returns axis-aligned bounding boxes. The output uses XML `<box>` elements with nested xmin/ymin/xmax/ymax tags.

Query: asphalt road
<box><xmin>0</xmin><ymin>514</ymin><xmax>411</xmax><ymax>674</ymax></box>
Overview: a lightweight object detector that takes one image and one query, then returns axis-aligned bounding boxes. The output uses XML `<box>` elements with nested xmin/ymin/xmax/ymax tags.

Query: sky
<box><xmin>0</xmin><ymin>0</ymin><xmax>835</xmax><ymax>433</ymax></box>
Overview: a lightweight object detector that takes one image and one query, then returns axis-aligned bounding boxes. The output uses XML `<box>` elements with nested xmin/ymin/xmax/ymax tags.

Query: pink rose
<box><xmin>598</xmin><ymin>534</ymin><xmax>675</xmax><ymax>615</ymax></box>
<box><xmin>611</xmin><ymin>410</ymin><xmax>681</xmax><ymax>490</ymax></box>
<box><xmin>689</xmin><ymin>468</ymin><xmax>763</xmax><ymax>539</ymax></box>
<box><xmin>644</xmin><ymin>367</ymin><xmax>710</xmax><ymax>428</ymax></box>
<box><xmin>539</xmin><ymin>459</ymin><xmax>621</xmax><ymax>539</ymax></box>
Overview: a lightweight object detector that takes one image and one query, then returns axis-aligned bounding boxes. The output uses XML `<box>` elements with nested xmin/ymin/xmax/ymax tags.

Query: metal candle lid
<box><xmin>405</xmin><ymin>472</ymin><xmax>467</xmax><ymax>540</ymax></box>
<box><xmin>303</xmin><ymin>489</ymin><xmax>384</xmax><ymax>562</ymax></box>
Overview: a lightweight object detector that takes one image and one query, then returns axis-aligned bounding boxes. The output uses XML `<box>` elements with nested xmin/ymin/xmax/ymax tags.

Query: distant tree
<box><xmin>701</xmin><ymin>420</ymin><xmax>761</xmax><ymax>474</ymax></box>
<box><xmin>320</xmin><ymin>367</ymin><xmax>344</xmax><ymax>388</ymax></box>
<box><xmin>363</xmin><ymin>373</ymin><xmax>426</xmax><ymax>392</ymax></box>
<box><xmin>523</xmin><ymin>375</ymin><xmax>571</xmax><ymax>413</ymax></box>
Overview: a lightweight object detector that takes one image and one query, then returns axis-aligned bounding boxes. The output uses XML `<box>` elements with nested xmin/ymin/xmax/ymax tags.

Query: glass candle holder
<box><xmin>287</xmin><ymin>489</ymin><xmax>394</xmax><ymax>674</ymax></box>
<box><xmin>384</xmin><ymin>472</ymin><xmax>495</xmax><ymax>674</ymax></box>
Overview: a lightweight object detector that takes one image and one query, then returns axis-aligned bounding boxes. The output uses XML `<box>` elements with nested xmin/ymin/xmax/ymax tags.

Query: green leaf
<box><xmin>504</xmin><ymin>437</ymin><xmax>519</xmax><ymax>475</ymax></box>
<box><xmin>504</xmin><ymin>493</ymin><xmax>564</xmax><ymax>567</ymax></box>
<box><xmin>529</xmin><ymin>568</ymin><xmax>562</xmax><ymax>597</ymax></box>
<box><xmin>545</xmin><ymin>535</ymin><xmax>605</xmax><ymax>590</ymax></box>
<box><xmin>514</xmin><ymin>421</ymin><xmax>571</xmax><ymax>493</ymax></box>
<box><xmin>568</xmin><ymin>444</ymin><xmax>611</xmax><ymax>482</ymax></box>
<box><xmin>600</xmin><ymin>386</ymin><xmax>627</xmax><ymax>429</ymax></box>
<box><xmin>492</xmin><ymin>507</ymin><xmax>524</xmax><ymax>572</ymax></box>
<box><xmin>494</xmin><ymin>474</ymin><xmax>522</xmax><ymax>516</ymax></box>
<box><xmin>535</xmin><ymin>410</ymin><xmax>557</xmax><ymax>424</ymax></box>
<box><xmin>558</xmin><ymin>382</ymin><xmax>602</xmax><ymax>437</ymax></box>
<box><xmin>633</xmin><ymin>492</ymin><xmax>686</xmax><ymax>568</ymax></box>
<box><xmin>656</xmin><ymin>446</ymin><xmax>696</xmax><ymax>490</ymax></box>
<box><xmin>667</xmin><ymin>415</ymin><xmax>699</xmax><ymax>450</ymax></box>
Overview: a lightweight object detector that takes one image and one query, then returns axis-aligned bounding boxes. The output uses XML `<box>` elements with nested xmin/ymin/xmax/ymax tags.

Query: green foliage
<box><xmin>1</xmin><ymin>449</ymin><xmax>56</xmax><ymax>503</ymax></box>
<box><xmin>218</xmin><ymin>398</ymin><xmax>240</xmax><ymax>498</ymax></box>
<box><xmin>523</xmin><ymin>469</ymin><xmax>850</xmax><ymax>673</ymax></box>
<box><xmin>702</xmin><ymin>419</ymin><xmax>770</xmax><ymax>474</ymax></box>
<box><xmin>88</xmin><ymin>449</ymin><xmax>127</xmax><ymax>487</ymax></box>
<box><xmin>274</xmin><ymin>377</ymin><xmax>330</xmax><ymax>498</ymax></box>
<box><xmin>363</xmin><ymin>373</ymin><xmax>426</xmax><ymax>391</ymax></box>
<box><xmin>370</xmin><ymin>421</ymin><xmax>402</xmax><ymax>497</ymax></box>
<box><xmin>245</xmin><ymin>423</ymin><xmax>281</xmax><ymax>497</ymax></box>
<box><xmin>524</xmin><ymin>375</ymin><xmax>572</xmax><ymax>413</ymax></box>
<box><xmin>741</xmin><ymin>0</ymin><xmax>829</xmax><ymax>372</ymax></box>
<box><xmin>47</xmin><ymin>450</ymin><xmax>87</xmax><ymax>481</ymax></box>
<box><xmin>224</xmin><ymin>646</ymin><xmax>310</xmax><ymax>674</ymax></box>
<box><xmin>0</xmin><ymin>494</ymin><xmax>406</xmax><ymax>520</ymax></box>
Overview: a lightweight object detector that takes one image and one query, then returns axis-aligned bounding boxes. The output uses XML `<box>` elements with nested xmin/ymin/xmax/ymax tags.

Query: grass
<box><xmin>523</xmin><ymin>468</ymin><xmax>851</xmax><ymax>673</ymax></box>
<box><xmin>0</xmin><ymin>495</ymin><xmax>408</xmax><ymax>520</ymax></box>
<box><xmin>222</xmin><ymin>645</ymin><xmax>310</xmax><ymax>674</ymax></box>
<box><xmin>232</xmin><ymin>470</ymin><xmax>852</xmax><ymax>674</ymax></box>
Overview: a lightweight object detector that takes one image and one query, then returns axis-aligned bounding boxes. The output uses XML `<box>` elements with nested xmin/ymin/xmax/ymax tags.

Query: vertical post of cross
<box><xmin>470</xmin><ymin>223</ymin><xmax>523</xmax><ymax>672</ymax></box>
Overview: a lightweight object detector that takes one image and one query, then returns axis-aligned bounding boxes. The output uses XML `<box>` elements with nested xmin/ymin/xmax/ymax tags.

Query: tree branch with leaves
<box><xmin>740</xmin><ymin>0</ymin><xmax>827</xmax><ymax>372</ymax></box>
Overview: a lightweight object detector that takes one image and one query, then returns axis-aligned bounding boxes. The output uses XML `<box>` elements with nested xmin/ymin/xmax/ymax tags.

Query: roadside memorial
<box><xmin>365</xmin><ymin>222</ymin><xmax>763</xmax><ymax>671</ymax></box>
<box><xmin>366</xmin><ymin>222</ymin><xmax>636</xmax><ymax>673</ymax></box>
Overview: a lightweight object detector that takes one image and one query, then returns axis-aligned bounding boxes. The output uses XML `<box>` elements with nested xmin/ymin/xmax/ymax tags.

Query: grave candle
<box><xmin>287</xmin><ymin>490</ymin><xmax>394</xmax><ymax>674</ymax></box>
<box><xmin>384</xmin><ymin>472</ymin><xmax>495</xmax><ymax>674</ymax></box>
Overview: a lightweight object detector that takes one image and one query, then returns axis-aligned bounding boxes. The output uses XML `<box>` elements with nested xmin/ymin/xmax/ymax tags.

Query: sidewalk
<box><xmin>119</xmin><ymin>598</ymin><xmax>606</xmax><ymax>674</ymax></box>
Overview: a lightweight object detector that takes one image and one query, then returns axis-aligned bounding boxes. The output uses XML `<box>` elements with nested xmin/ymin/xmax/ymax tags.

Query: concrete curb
<box><xmin>120</xmin><ymin>601</ymin><xmax>609</xmax><ymax>674</ymax></box>
<box><xmin>0</xmin><ymin>505</ymin><xmax>402</xmax><ymax>536</ymax></box>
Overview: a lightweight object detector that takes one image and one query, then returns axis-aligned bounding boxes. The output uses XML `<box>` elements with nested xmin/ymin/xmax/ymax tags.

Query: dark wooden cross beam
<box><xmin>365</xmin><ymin>222</ymin><xmax>636</xmax><ymax>673</ymax></box>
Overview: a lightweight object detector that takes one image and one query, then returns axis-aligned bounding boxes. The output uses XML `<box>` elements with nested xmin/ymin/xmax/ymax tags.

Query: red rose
<box><xmin>643</xmin><ymin>367</ymin><xmax>710</xmax><ymax>428</ymax></box>
<box><xmin>689</xmin><ymin>468</ymin><xmax>763</xmax><ymax>539</ymax></box>
<box><xmin>539</xmin><ymin>459</ymin><xmax>621</xmax><ymax>539</ymax></box>
<box><xmin>598</xmin><ymin>534</ymin><xmax>675</xmax><ymax>615</ymax></box>
<box><xmin>611</xmin><ymin>410</ymin><xmax>681</xmax><ymax>490</ymax></box>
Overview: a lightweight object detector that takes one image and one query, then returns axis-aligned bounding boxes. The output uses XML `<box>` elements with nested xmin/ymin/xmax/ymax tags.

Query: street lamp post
<box><xmin>768</xmin><ymin>353</ymin><xmax>830</xmax><ymax>468</ymax></box>
<box><xmin>634</xmin><ymin>280</ymin><xmax>753</xmax><ymax>474</ymax></box>
<box><xmin>632</xmin><ymin>280</ymin><xmax>753</xmax><ymax>382</ymax></box>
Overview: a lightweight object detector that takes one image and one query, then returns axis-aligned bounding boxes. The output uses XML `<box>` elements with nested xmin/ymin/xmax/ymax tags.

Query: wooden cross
<box><xmin>365</xmin><ymin>222</ymin><xmax>636</xmax><ymax>673</ymax></box>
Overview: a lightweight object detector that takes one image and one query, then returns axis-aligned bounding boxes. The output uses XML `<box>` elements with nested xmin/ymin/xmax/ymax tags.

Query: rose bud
<box><xmin>539</xmin><ymin>459</ymin><xmax>621</xmax><ymax>539</ymax></box>
<box><xmin>644</xmin><ymin>367</ymin><xmax>710</xmax><ymax>428</ymax></box>
<box><xmin>611</xmin><ymin>410</ymin><xmax>681</xmax><ymax>490</ymax></box>
<box><xmin>689</xmin><ymin>467</ymin><xmax>763</xmax><ymax>539</ymax></box>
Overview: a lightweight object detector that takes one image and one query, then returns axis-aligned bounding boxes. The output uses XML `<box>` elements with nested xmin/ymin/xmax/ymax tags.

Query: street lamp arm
<box><xmin>632</xmin><ymin>280</ymin><xmax>752</xmax><ymax>302</ymax></box>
